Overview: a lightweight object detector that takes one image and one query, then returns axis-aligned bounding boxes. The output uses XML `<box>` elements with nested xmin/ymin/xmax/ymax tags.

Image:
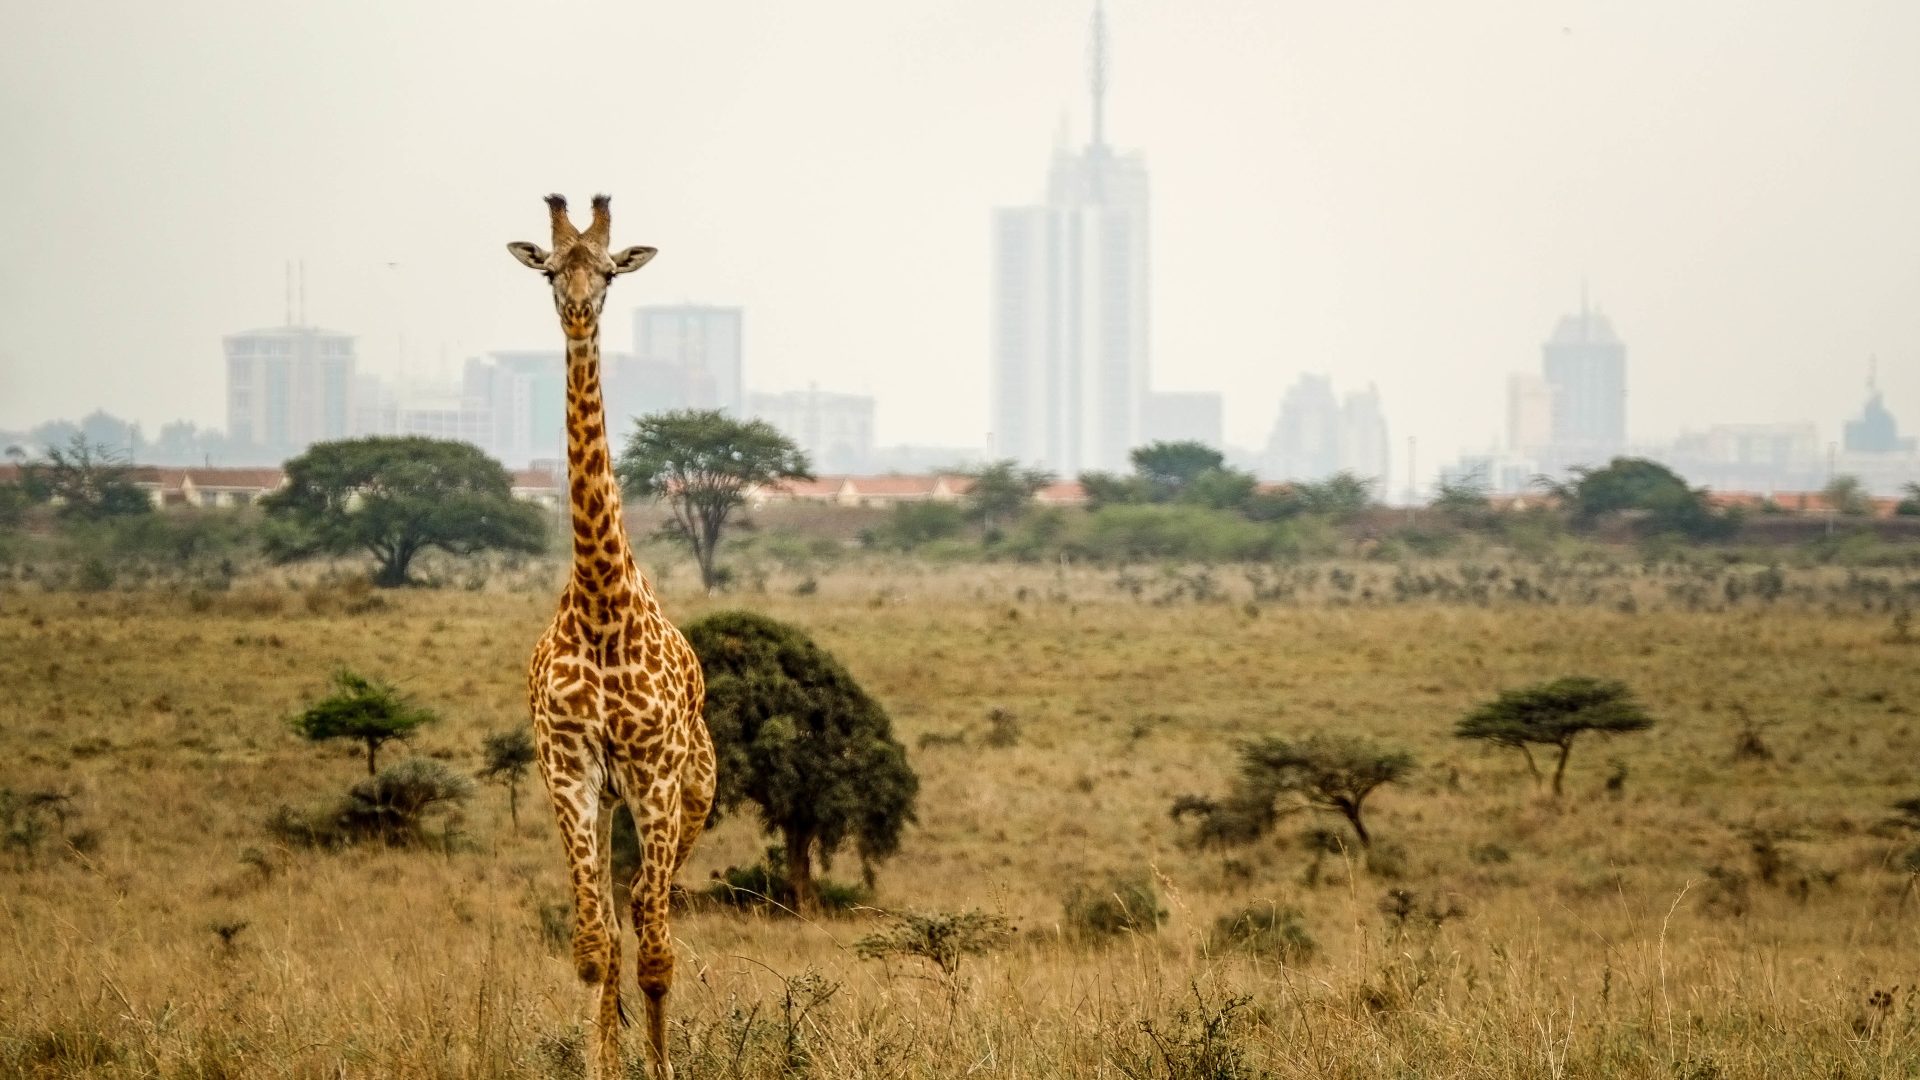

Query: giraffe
<box><xmin>507</xmin><ymin>193</ymin><xmax>717</xmax><ymax>1080</ymax></box>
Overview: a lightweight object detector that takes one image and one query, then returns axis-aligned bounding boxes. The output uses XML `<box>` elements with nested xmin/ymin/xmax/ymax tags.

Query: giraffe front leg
<box><xmin>535</xmin><ymin>726</ymin><xmax>621</xmax><ymax>1078</ymax></box>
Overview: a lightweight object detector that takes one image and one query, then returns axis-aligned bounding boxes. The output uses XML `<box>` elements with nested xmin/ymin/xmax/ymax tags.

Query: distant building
<box><xmin>1661</xmin><ymin>423</ymin><xmax>1823</xmax><ymax>493</ymax></box>
<box><xmin>869</xmin><ymin>444</ymin><xmax>990</xmax><ymax>474</ymax></box>
<box><xmin>465</xmin><ymin>350</ymin><xmax>565</xmax><ymax>466</ymax></box>
<box><xmin>631</xmin><ymin>305</ymin><xmax>743</xmax><ymax>417</ymax></box>
<box><xmin>1540</xmin><ymin>300</ymin><xmax>1626</xmax><ymax>465</ymax></box>
<box><xmin>1262</xmin><ymin>375</ymin><xmax>1389</xmax><ymax>486</ymax></box>
<box><xmin>991</xmin><ymin>3</ymin><xmax>1149</xmax><ymax>476</ymax></box>
<box><xmin>748</xmin><ymin>388</ymin><xmax>876</xmax><ymax>474</ymax></box>
<box><xmin>1265</xmin><ymin>374</ymin><xmax>1340</xmax><ymax>480</ymax></box>
<box><xmin>224</xmin><ymin>325</ymin><xmax>355</xmax><ymax>458</ymax></box>
<box><xmin>1506</xmin><ymin>373</ymin><xmax>1554</xmax><ymax>455</ymax></box>
<box><xmin>1142</xmin><ymin>392</ymin><xmax>1224</xmax><ymax>449</ymax></box>
<box><xmin>1340</xmin><ymin>385</ymin><xmax>1391</xmax><ymax>488</ymax></box>
<box><xmin>1844</xmin><ymin>365</ymin><xmax>1915</xmax><ymax>454</ymax></box>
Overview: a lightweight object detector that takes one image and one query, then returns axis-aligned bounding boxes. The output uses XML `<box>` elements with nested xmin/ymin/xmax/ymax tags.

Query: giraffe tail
<box><xmin>616</xmin><ymin>989</ymin><xmax>632</xmax><ymax>1028</ymax></box>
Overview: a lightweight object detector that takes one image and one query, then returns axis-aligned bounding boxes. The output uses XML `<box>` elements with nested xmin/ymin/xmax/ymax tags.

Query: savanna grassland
<box><xmin>4</xmin><ymin>552</ymin><xmax>1920</xmax><ymax>1079</ymax></box>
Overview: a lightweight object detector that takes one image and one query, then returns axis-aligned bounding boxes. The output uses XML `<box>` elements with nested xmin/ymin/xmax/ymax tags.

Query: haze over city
<box><xmin>4</xmin><ymin>1</ymin><xmax>1918</xmax><ymax>495</ymax></box>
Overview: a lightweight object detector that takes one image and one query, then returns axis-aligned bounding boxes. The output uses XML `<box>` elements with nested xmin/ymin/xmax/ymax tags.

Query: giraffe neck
<box><xmin>564</xmin><ymin>329</ymin><xmax>648</xmax><ymax>606</ymax></box>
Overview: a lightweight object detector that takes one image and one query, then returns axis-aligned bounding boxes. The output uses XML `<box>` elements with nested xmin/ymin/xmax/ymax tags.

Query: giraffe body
<box><xmin>510</xmin><ymin>194</ymin><xmax>716</xmax><ymax>1080</ymax></box>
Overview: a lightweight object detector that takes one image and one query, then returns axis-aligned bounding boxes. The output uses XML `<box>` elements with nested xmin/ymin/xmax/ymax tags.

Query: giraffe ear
<box><xmin>610</xmin><ymin>246</ymin><xmax>657</xmax><ymax>275</ymax></box>
<box><xmin>506</xmin><ymin>241</ymin><xmax>551</xmax><ymax>270</ymax></box>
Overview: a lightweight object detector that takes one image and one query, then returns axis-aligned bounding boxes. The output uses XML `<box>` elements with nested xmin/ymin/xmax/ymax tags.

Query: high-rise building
<box><xmin>1844</xmin><ymin>362</ymin><xmax>1915</xmax><ymax>454</ymax></box>
<box><xmin>224</xmin><ymin>325</ymin><xmax>355</xmax><ymax>458</ymax></box>
<box><xmin>1541</xmin><ymin>299</ymin><xmax>1626</xmax><ymax>462</ymax></box>
<box><xmin>1339</xmin><ymin>384</ymin><xmax>1391</xmax><ymax>487</ymax></box>
<box><xmin>630</xmin><ymin>305</ymin><xmax>743</xmax><ymax>418</ymax></box>
<box><xmin>1506</xmin><ymin>373</ymin><xmax>1554</xmax><ymax>454</ymax></box>
<box><xmin>1265</xmin><ymin>374</ymin><xmax>1340</xmax><ymax>480</ymax></box>
<box><xmin>748</xmin><ymin>388</ymin><xmax>876</xmax><ymax>473</ymax></box>
<box><xmin>1263</xmin><ymin>374</ymin><xmax>1391</xmax><ymax>485</ymax></box>
<box><xmin>466</xmin><ymin>350</ymin><xmax>565</xmax><ymax>466</ymax></box>
<box><xmin>991</xmin><ymin>2</ymin><xmax>1149</xmax><ymax>476</ymax></box>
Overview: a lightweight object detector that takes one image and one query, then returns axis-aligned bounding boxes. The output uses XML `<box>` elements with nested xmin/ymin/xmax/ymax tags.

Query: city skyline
<box><xmin>4</xmin><ymin>2</ymin><xmax>1920</xmax><ymax>496</ymax></box>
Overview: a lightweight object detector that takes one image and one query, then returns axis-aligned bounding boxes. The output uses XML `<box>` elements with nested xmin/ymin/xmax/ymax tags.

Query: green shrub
<box><xmin>1064</xmin><ymin>873</ymin><xmax>1167</xmax><ymax>939</ymax></box>
<box><xmin>1208</xmin><ymin>902</ymin><xmax>1316</xmax><ymax>964</ymax></box>
<box><xmin>267</xmin><ymin>758</ymin><xmax>472</xmax><ymax>849</ymax></box>
<box><xmin>703</xmin><ymin>845</ymin><xmax>868</xmax><ymax>914</ymax></box>
<box><xmin>854</xmin><ymin>908</ymin><xmax>1015</xmax><ymax>978</ymax></box>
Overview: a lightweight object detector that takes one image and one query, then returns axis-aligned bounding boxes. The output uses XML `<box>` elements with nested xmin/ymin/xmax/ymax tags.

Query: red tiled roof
<box><xmin>848</xmin><ymin>475</ymin><xmax>942</xmax><ymax>497</ymax></box>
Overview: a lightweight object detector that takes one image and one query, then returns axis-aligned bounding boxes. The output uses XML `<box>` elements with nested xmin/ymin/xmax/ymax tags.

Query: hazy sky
<box><xmin>4</xmin><ymin>1</ymin><xmax>1917</xmax><ymax>488</ymax></box>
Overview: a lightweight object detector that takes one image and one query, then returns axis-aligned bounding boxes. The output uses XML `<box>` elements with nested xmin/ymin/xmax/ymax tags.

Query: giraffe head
<box><xmin>507</xmin><ymin>194</ymin><xmax>657</xmax><ymax>341</ymax></box>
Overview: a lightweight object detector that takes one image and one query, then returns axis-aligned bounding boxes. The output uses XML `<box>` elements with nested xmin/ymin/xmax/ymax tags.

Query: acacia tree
<box><xmin>262</xmin><ymin>436</ymin><xmax>546</xmax><ymax>587</ymax></box>
<box><xmin>684</xmin><ymin>610</ymin><xmax>918</xmax><ymax>914</ymax></box>
<box><xmin>964</xmin><ymin>460</ymin><xmax>1054</xmax><ymax>538</ymax></box>
<box><xmin>291</xmin><ymin>669</ymin><xmax>437</xmax><ymax>775</ymax></box>
<box><xmin>24</xmin><ymin>436</ymin><xmax>152</xmax><ymax>520</ymax></box>
<box><xmin>1455</xmin><ymin>676</ymin><xmax>1655</xmax><ymax>797</ymax></box>
<box><xmin>479</xmin><ymin>729</ymin><xmax>537</xmax><ymax>827</ymax></box>
<box><xmin>1175</xmin><ymin>733</ymin><xmax>1413</xmax><ymax>849</ymax></box>
<box><xmin>616</xmin><ymin>410</ymin><xmax>812</xmax><ymax>593</ymax></box>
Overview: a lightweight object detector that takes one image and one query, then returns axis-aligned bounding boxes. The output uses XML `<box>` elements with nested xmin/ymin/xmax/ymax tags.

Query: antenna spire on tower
<box><xmin>1089</xmin><ymin>0</ymin><xmax>1108</xmax><ymax>151</ymax></box>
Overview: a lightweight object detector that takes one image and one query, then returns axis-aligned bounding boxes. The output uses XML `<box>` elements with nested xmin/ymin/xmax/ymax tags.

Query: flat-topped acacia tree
<box><xmin>1456</xmin><ymin>676</ymin><xmax>1655</xmax><ymax>797</ymax></box>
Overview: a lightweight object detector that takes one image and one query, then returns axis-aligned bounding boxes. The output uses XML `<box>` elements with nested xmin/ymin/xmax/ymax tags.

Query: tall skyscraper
<box><xmin>630</xmin><ymin>305</ymin><xmax>743</xmax><ymax>418</ymax></box>
<box><xmin>1541</xmin><ymin>297</ymin><xmax>1627</xmax><ymax>462</ymax></box>
<box><xmin>1263</xmin><ymin>374</ymin><xmax>1391</xmax><ymax>485</ymax></box>
<box><xmin>1339</xmin><ymin>384</ymin><xmax>1391</xmax><ymax>487</ymax></box>
<box><xmin>991</xmin><ymin>2</ymin><xmax>1150</xmax><ymax>476</ymax></box>
<box><xmin>1265</xmin><ymin>374</ymin><xmax>1340</xmax><ymax>480</ymax></box>
<box><xmin>224</xmin><ymin>324</ymin><xmax>355</xmax><ymax>458</ymax></box>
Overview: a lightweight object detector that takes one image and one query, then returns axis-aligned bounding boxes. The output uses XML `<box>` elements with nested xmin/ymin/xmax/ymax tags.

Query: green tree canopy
<box><xmin>1455</xmin><ymin>676</ymin><xmax>1654</xmax><ymax>796</ymax></box>
<box><xmin>22</xmin><ymin>436</ymin><xmax>152</xmax><ymax>521</ymax></box>
<box><xmin>1823</xmin><ymin>474</ymin><xmax>1871</xmax><ymax>517</ymax></box>
<box><xmin>1547</xmin><ymin>457</ymin><xmax>1735</xmax><ymax>539</ymax></box>
<box><xmin>1897</xmin><ymin>482</ymin><xmax>1920</xmax><ymax>518</ymax></box>
<box><xmin>615</xmin><ymin>410</ymin><xmax>812</xmax><ymax>592</ymax></box>
<box><xmin>1175</xmin><ymin>733</ymin><xmax>1413</xmax><ymax>849</ymax></box>
<box><xmin>1130</xmin><ymin>441</ymin><xmax>1224</xmax><ymax>499</ymax></box>
<box><xmin>262</xmin><ymin>436</ymin><xmax>546</xmax><ymax>587</ymax></box>
<box><xmin>290</xmin><ymin>669</ymin><xmax>438</xmax><ymax>775</ymax></box>
<box><xmin>684</xmin><ymin>610</ymin><xmax>918</xmax><ymax>913</ymax></box>
<box><xmin>963</xmin><ymin>460</ymin><xmax>1055</xmax><ymax>537</ymax></box>
<box><xmin>479</xmin><ymin>729</ymin><xmax>537</xmax><ymax>827</ymax></box>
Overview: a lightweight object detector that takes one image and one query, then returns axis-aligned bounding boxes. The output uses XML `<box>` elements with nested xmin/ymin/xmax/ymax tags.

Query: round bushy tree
<box><xmin>263</xmin><ymin>436</ymin><xmax>546</xmax><ymax>587</ymax></box>
<box><xmin>685</xmin><ymin>610</ymin><xmax>918</xmax><ymax>913</ymax></box>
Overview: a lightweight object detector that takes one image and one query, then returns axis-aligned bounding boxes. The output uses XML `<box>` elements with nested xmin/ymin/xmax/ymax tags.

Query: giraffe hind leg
<box><xmin>613</xmin><ymin>766</ymin><xmax>686</xmax><ymax>1080</ymax></box>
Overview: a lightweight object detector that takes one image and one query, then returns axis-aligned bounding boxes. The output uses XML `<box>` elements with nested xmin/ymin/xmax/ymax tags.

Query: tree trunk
<box><xmin>1517</xmin><ymin>743</ymin><xmax>1542</xmax><ymax>784</ymax></box>
<box><xmin>374</xmin><ymin>550</ymin><xmax>410</xmax><ymax>588</ymax></box>
<box><xmin>1341</xmin><ymin>802</ymin><xmax>1372</xmax><ymax>849</ymax></box>
<box><xmin>783</xmin><ymin>828</ymin><xmax>818</xmax><ymax>916</ymax></box>
<box><xmin>363</xmin><ymin>738</ymin><xmax>380</xmax><ymax>776</ymax></box>
<box><xmin>1552</xmin><ymin>739</ymin><xmax>1575</xmax><ymax>798</ymax></box>
<box><xmin>507</xmin><ymin>780</ymin><xmax>519</xmax><ymax>828</ymax></box>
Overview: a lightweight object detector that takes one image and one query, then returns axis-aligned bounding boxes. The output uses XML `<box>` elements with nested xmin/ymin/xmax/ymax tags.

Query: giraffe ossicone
<box><xmin>508</xmin><ymin>192</ymin><xmax>717</xmax><ymax>1080</ymax></box>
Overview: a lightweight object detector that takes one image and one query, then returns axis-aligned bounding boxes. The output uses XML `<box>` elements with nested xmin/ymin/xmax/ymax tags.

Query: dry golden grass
<box><xmin>3</xmin><ymin>554</ymin><xmax>1920</xmax><ymax>1078</ymax></box>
